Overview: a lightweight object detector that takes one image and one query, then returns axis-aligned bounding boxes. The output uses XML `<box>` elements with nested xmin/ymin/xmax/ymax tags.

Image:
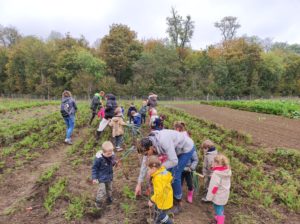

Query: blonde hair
<box><xmin>115</xmin><ymin>106</ymin><xmax>122</xmax><ymax>115</ymax></box>
<box><xmin>100</xmin><ymin>91</ymin><xmax>105</xmax><ymax>96</ymax></box>
<box><xmin>102</xmin><ymin>141</ymin><xmax>114</xmax><ymax>152</ymax></box>
<box><xmin>214</xmin><ymin>154</ymin><xmax>230</xmax><ymax>167</ymax></box>
<box><xmin>62</xmin><ymin>90</ymin><xmax>72</xmax><ymax>97</ymax></box>
<box><xmin>147</xmin><ymin>155</ymin><xmax>161</xmax><ymax>168</ymax></box>
<box><xmin>201</xmin><ymin>139</ymin><xmax>214</xmax><ymax>149</ymax></box>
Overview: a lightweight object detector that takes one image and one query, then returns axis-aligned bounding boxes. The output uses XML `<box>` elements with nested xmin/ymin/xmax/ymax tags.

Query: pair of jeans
<box><xmin>141</xmin><ymin>114</ymin><xmax>146</xmax><ymax>124</ymax></box>
<box><xmin>169</xmin><ymin>146</ymin><xmax>195</xmax><ymax>200</ymax></box>
<box><xmin>114</xmin><ymin>135</ymin><xmax>123</xmax><ymax>148</ymax></box>
<box><xmin>181</xmin><ymin>170</ymin><xmax>193</xmax><ymax>191</ymax></box>
<box><xmin>63</xmin><ymin>115</ymin><xmax>75</xmax><ymax>139</ymax></box>
<box><xmin>213</xmin><ymin>203</ymin><xmax>224</xmax><ymax>216</ymax></box>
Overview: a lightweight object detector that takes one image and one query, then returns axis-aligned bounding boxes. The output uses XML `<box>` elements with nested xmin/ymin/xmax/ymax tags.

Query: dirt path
<box><xmin>173</xmin><ymin>104</ymin><xmax>300</xmax><ymax>150</ymax></box>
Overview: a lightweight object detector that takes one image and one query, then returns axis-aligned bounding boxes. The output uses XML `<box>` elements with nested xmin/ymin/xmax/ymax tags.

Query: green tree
<box><xmin>98</xmin><ymin>24</ymin><xmax>142</xmax><ymax>84</ymax></box>
<box><xmin>0</xmin><ymin>47</ymin><xmax>8</xmax><ymax>93</ymax></box>
<box><xmin>0</xmin><ymin>25</ymin><xmax>22</xmax><ymax>48</ymax></box>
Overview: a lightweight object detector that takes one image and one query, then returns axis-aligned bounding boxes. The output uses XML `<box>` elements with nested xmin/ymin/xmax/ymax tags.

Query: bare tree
<box><xmin>214</xmin><ymin>16</ymin><xmax>241</xmax><ymax>41</ymax></box>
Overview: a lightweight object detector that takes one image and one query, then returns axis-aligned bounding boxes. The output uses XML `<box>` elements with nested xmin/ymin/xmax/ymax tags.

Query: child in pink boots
<box><xmin>205</xmin><ymin>154</ymin><xmax>231</xmax><ymax>224</ymax></box>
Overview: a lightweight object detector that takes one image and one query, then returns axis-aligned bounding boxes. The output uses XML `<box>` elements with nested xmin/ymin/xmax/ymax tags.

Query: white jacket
<box><xmin>206</xmin><ymin>167</ymin><xmax>232</xmax><ymax>205</ymax></box>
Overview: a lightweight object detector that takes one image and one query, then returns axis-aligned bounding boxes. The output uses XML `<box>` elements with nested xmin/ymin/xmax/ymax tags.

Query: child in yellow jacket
<box><xmin>147</xmin><ymin>156</ymin><xmax>173</xmax><ymax>224</ymax></box>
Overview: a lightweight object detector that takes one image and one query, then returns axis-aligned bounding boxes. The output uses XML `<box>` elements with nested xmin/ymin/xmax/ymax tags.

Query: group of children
<box><xmin>90</xmin><ymin>94</ymin><xmax>231</xmax><ymax>224</ymax></box>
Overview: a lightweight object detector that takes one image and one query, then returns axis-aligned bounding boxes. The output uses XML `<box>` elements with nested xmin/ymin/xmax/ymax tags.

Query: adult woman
<box><xmin>60</xmin><ymin>90</ymin><xmax>77</xmax><ymax>145</ymax></box>
<box><xmin>135</xmin><ymin>129</ymin><xmax>195</xmax><ymax>214</ymax></box>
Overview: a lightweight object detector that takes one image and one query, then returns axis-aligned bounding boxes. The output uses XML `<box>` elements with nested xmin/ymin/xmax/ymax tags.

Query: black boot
<box><xmin>96</xmin><ymin>131</ymin><xmax>102</xmax><ymax>141</ymax></box>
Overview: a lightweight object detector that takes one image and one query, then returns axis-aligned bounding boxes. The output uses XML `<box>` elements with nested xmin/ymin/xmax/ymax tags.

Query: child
<box><xmin>127</xmin><ymin>102</ymin><xmax>137</xmax><ymax>124</ymax></box>
<box><xmin>149</xmin><ymin>108</ymin><xmax>159</xmax><ymax>129</ymax></box>
<box><xmin>97</xmin><ymin>106</ymin><xmax>105</xmax><ymax>120</ymax></box>
<box><xmin>174</xmin><ymin>121</ymin><xmax>199</xmax><ymax>203</ymax></box>
<box><xmin>152</xmin><ymin>114</ymin><xmax>166</xmax><ymax>131</ymax></box>
<box><xmin>131</xmin><ymin>110</ymin><xmax>142</xmax><ymax>136</ymax></box>
<box><xmin>147</xmin><ymin>156</ymin><xmax>173</xmax><ymax>224</ymax></box>
<box><xmin>109</xmin><ymin>107</ymin><xmax>127</xmax><ymax>152</ymax></box>
<box><xmin>205</xmin><ymin>154</ymin><xmax>231</xmax><ymax>224</ymax></box>
<box><xmin>92</xmin><ymin>141</ymin><xmax>117</xmax><ymax>207</ymax></box>
<box><xmin>139</xmin><ymin>100</ymin><xmax>147</xmax><ymax>124</ymax></box>
<box><xmin>202</xmin><ymin>139</ymin><xmax>218</xmax><ymax>202</ymax></box>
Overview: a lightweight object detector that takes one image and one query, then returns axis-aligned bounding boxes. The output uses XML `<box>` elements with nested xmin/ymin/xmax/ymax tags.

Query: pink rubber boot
<box><xmin>187</xmin><ymin>190</ymin><xmax>194</xmax><ymax>203</ymax></box>
<box><xmin>216</xmin><ymin>215</ymin><xmax>225</xmax><ymax>224</ymax></box>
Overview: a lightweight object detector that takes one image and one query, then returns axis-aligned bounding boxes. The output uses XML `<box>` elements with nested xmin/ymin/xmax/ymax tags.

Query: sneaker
<box><xmin>64</xmin><ymin>139</ymin><xmax>73</xmax><ymax>145</ymax></box>
<box><xmin>116</xmin><ymin>147</ymin><xmax>123</xmax><ymax>152</ymax></box>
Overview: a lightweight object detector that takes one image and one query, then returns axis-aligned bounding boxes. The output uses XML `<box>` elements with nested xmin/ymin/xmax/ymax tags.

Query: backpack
<box><xmin>90</xmin><ymin>95</ymin><xmax>100</xmax><ymax>110</ymax></box>
<box><xmin>61</xmin><ymin>99</ymin><xmax>73</xmax><ymax>117</ymax></box>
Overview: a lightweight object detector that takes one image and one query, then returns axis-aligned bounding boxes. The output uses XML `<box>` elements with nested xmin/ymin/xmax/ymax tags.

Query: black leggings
<box><xmin>181</xmin><ymin>170</ymin><xmax>193</xmax><ymax>191</ymax></box>
<box><xmin>89</xmin><ymin>111</ymin><xmax>97</xmax><ymax>125</ymax></box>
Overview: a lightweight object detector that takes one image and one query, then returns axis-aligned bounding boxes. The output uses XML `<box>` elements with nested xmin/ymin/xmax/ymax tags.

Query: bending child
<box><xmin>147</xmin><ymin>156</ymin><xmax>173</xmax><ymax>224</ymax></box>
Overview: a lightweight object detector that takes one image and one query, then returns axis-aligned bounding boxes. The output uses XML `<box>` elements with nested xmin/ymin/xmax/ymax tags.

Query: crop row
<box><xmin>0</xmin><ymin>99</ymin><xmax>60</xmax><ymax>113</ymax></box>
<box><xmin>201</xmin><ymin>99</ymin><xmax>300</xmax><ymax>118</ymax></box>
<box><xmin>160</xmin><ymin>106</ymin><xmax>300</xmax><ymax>222</ymax></box>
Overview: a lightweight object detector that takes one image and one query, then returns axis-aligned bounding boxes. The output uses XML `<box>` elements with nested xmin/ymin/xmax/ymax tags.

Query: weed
<box><xmin>38</xmin><ymin>165</ymin><xmax>59</xmax><ymax>184</ymax></box>
<box><xmin>64</xmin><ymin>196</ymin><xmax>86</xmax><ymax>221</ymax></box>
<box><xmin>44</xmin><ymin>178</ymin><xmax>67</xmax><ymax>213</ymax></box>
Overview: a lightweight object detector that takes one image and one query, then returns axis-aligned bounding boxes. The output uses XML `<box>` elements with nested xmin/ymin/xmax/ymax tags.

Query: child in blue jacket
<box><xmin>92</xmin><ymin>141</ymin><xmax>117</xmax><ymax>207</ymax></box>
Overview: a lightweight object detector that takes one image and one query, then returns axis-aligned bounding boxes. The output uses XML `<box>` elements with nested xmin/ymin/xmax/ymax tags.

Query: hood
<box><xmin>214</xmin><ymin>167</ymin><xmax>232</xmax><ymax>177</ymax></box>
<box><xmin>151</xmin><ymin>167</ymin><xmax>172</xmax><ymax>181</ymax></box>
<box><xmin>62</xmin><ymin>96</ymin><xmax>71</xmax><ymax>103</ymax></box>
<box><xmin>96</xmin><ymin>150</ymin><xmax>103</xmax><ymax>158</ymax></box>
<box><xmin>206</xmin><ymin>148</ymin><xmax>218</xmax><ymax>155</ymax></box>
<box><xmin>149</xmin><ymin>131</ymin><xmax>164</xmax><ymax>154</ymax></box>
<box><xmin>106</xmin><ymin>93</ymin><xmax>116</xmax><ymax>100</ymax></box>
<box><xmin>111</xmin><ymin>116</ymin><xmax>122</xmax><ymax>122</ymax></box>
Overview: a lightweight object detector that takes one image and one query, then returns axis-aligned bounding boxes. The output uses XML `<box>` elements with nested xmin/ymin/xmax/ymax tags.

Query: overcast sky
<box><xmin>0</xmin><ymin>0</ymin><xmax>299</xmax><ymax>49</ymax></box>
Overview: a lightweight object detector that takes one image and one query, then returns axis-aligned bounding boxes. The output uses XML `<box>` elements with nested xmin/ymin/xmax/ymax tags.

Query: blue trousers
<box><xmin>213</xmin><ymin>204</ymin><xmax>224</xmax><ymax>216</ymax></box>
<box><xmin>169</xmin><ymin>146</ymin><xmax>195</xmax><ymax>200</ymax></box>
<box><xmin>63</xmin><ymin>115</ymin><xmax>75</xmax><ymax>139</ymax></box>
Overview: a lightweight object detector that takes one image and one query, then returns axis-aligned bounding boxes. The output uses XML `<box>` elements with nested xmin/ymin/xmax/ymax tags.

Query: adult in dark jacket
<box><xmin>60</xmin><ymin>90</ymin><xmax>77</xmax><ymax>145</ymax></box>
<box><xmin>89</xmin><ymin>91</ymin><xmax>105</xmax><ymax>125</ymax></box>
<box><xmin>96</xmin><ymin>93</ymin><xmax>118</xmax><ymax>140</ymax></box>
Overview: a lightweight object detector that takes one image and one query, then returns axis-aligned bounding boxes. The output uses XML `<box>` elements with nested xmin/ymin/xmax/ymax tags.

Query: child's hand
<box><xmin>148</xmin><ymin>200</ymin><xmax>153</xmax><ymax>207</ymax></box>
<box><xmin>92</xmin><ymin>179</ymin><xmax>98</xmax><ymax>184</ymax></box>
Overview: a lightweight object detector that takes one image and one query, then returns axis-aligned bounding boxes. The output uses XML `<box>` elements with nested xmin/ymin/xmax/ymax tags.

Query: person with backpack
<box><xmin>60</xmin><ymin>90</ymin><xmax>77</xmax><ymax>145</ymax></box>
<box><xmin>89</xmin><ymin>92</ymin><xmax>101</xmax><ymax>125</ymax></box>
<box><xmin>147</xmin><ymin>93</ymin><xmax>158</xmax><ymax>109</ymax></box>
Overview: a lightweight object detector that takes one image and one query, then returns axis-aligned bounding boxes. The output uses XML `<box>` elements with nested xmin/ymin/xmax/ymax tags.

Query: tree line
<box><xmin>1</xmin><ymin>9</ymin><xmax>300</xmax><ymax>99</ymax></box>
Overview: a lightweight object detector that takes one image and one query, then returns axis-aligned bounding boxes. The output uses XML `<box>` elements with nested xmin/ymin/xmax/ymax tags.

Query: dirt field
<box><xmin>173</xmin><ymin>104</ymin><xmax>300</xmax><ymax>150</ymax></box>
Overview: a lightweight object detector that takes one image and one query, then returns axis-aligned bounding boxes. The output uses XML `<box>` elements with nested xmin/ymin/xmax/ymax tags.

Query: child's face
<box><xmin>103</xmin><ymin>149</ymin><xmax>113</xmax><ymax>157</ymax></box>
<box><xmin>213</xmin><ymin>160</ymin><xmax>220</xmax><ymax>167</ymax></box>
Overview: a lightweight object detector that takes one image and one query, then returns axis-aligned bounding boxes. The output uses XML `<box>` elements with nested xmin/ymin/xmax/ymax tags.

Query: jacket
<box><xmin>147</xmin><ymin>95</ymin><xmax>157</xmax><ymax>107</ymax></box>
<box><xmin>104</xmin><ymin>94</ymin><xmax>117</xmax><ymax>119</ymax></box>
<box><xmin>92</xmin><ymin>151</ymin><xmax>116</xmax><ymax>183</ymax></box>
<box><xmin>90</xmin><ymin>93</ymin><xmax>101</xmax><ymax>111</ymax></box>
<box><xmin>206</xmin><ymin>166</ymin><xmax>231</xmax><ymax>205</ymax></box>
<box><xmin>133</xmin><ymin>113</ymin><xmax>142</xmax><ymax>127</ymax></box>
<box><xmin>202</xmin><ymin>147</ymin><xmax>218</xmax><ymax>176</ymax></box>
<box><xmin>138</xmin><ymin>130</ymin><xmax>194</xmax><ymax>183</ymax></box>
<box><xmin>109</xmin><ymin>115</ymin><xmax>127</xmax><ymax>137</ymax></box>
<box><xmin>139</xmin><ymin>105</ymin><xmax>147</xmax><ymax>115</ymax></box>
<box><xmin>151</xmin><ymin>166</ymin><xmax>173</xmax><ymax>210</ymax></box>
<box><xmin>184</xmin><ymin>150</ymin><xmax>199</xmax><ymax>171</ymax></box>
<box><xmin>60</xmin><ymin>96</ymin><xmax>77</xmax><ymax>117</ymax></box>
<box><xmin>127</xmin><ymin>105</ymin><xmax>137</xmax><ymax>117</ymax></box>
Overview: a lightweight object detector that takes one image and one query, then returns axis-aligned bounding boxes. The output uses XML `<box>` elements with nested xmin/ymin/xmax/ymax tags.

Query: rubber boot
<box><xmin>168</xmin><ymin>198</ymin><xmax>182</xmax><ymax>215</ymax></box>
<box><xmin>187</xmin><ymin>190</ymin><xmax>194</xmax><ymax>203</ymax></box>
<box><xmin>95</xmin><ymin>131</ymin><xmax>102</xmax><ymax>141</ymax></box>
<box><xmin>216</xmin><ymin>215</ymin><xmax>225</xmax><ymax>224</ymax></box>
